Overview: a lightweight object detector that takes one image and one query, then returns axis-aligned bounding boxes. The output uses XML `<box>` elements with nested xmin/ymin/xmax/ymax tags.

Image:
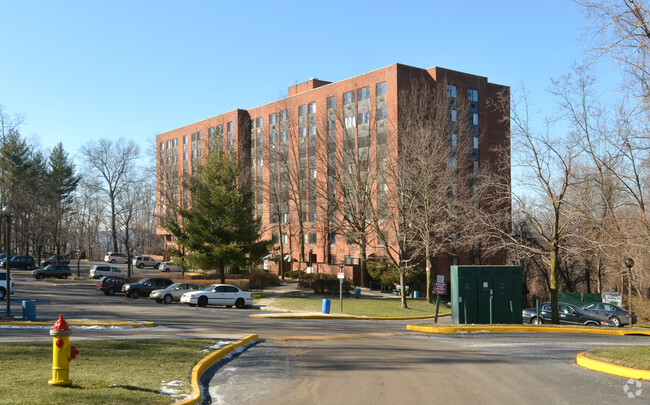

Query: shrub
<box><xmin>284</xmin><ymin>270</ymin><xmax>307</xmax><ymax>279</ymax></box>
<box><xmin>311</xmin><ymin>278</ymin><xmax>351</xmax><ymax>294</ymax></box>
<box><xmin>367</xmin><ymin>260</ymin><xmax>399</xmax><ymax>285</ymax></box>
<box><xmin>248</xmin><ymin>272</ymin><xmax>280</xmax><ymax>288</ymax></box>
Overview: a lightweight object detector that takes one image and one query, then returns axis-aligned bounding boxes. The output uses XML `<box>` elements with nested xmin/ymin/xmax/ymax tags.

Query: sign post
<box><xmin>434</xmin><ymin>275</ymin><xmax>446</xmax><ymax>323</ymax></box>
<box><xmin>337</xmin><ymin>272</ymin><xmax>344</xmax><ymax>312</ymax></box>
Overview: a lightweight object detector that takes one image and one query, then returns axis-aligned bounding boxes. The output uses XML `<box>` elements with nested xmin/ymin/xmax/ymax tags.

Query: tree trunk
<box><xmin>426</xmin><ymin>250</ymin><xmax>433</xmax><ymax>303</ymax></box>
<box><xmin>400</xmin><ymin>271</ymin><xmax>408</xmax><ymax>309</ymax></box>
<box><xmin>550</xmin><ymin>247</ymin><xmax>560</xmax><ymax>324</ymax></box>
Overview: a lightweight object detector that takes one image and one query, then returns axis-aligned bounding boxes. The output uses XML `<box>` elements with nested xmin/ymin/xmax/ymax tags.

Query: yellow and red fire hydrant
<box><xmin>48</xmin><ymin>314</ymin><xmax>79</xmax><ymax>387</ymax></box>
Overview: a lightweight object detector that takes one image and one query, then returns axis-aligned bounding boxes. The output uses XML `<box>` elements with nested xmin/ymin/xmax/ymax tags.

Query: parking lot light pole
<box><xmin>625</xmin><ymin>257</ymin><xmax>634</xmax><ymax>312</ymax></box>
<box><xmin>3</xmin><ymin>205</ymin><xmax>14</xmax><ymax>318</ymax></box>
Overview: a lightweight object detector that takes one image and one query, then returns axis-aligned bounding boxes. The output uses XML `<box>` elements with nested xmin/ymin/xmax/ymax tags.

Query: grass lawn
<box><xmin>0</xmin><ymin>338</ymin><xmax>227</xmax><ymax>405</ymax></box>
<box><xmin>269</xmin><ymin>293</ymin><xmax>451</xmax><ymax>317</ymax></box>
<box><xmin>584</xmin><ymin>346</ymin><xmax>650</xmax><ymax>370</ymax></box>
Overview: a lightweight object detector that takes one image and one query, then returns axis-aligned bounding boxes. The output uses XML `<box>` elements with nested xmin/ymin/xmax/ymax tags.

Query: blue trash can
<box><xmin>22</xmin><ymin>300</ymin><xmax>36</xmax><ymax>321</ymax></box>
<box><xmin>355</xmin><ymin>288</ymin><xmax>361</xmax><ymax>299</ymax></box>
<box><xmin>413</xmin><ymin>291</ymin><xmax>420</xmax><ymax>299</ymax></box>
<box><xmin>322</xmin><ymin>299</ymin><xmax>331</xmax><ymax>314</ymax></box>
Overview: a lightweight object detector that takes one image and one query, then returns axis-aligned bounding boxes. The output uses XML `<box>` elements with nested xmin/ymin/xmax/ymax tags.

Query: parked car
<box><xmin>522</xmin><ymin>302</ymin><xmax>615</xmax><ymax>326</ymax></box>
<box><xmin>89</xmin><ymin>265</ymin><xmax>127</xmax><ymax>279</ymax></box>
<box><xmin>0</xmin><ymin>270</ymin><xmax>15</xmax><ymax>299</ymax></box>
<box><xmin>149</xmin><ymin>282</ymin><xmax>202</xmax><ymax>304</ymax></box>
<box><xmin>42</xmin><ymin>254</ymin><xmax>70</xmax><ymax>265</ymax></box>
<box><xmin>159</xmin><ymin>261</ymin><xmax>182</xmax><ymax>272</ymax></box>
<box><xmin>132</xmin><ymin>255</ymin><xmax>162</xmax><ymax>269</ymax></box>
<box><xmin>122</xmin><ymin>277</ymin><xmax>173</xmax><ymax>298</ymax></box>
<box><xmin>180</xmin><ymin>284</ymin><xmax>253</xmax><ymax>308</ymax></box>
<box><xmin>104</xmin><ymin>252</ymin><xmax>129</xmax><ymax>264</ymax></box>
<box><xmin>97</xmin><ymin>276</ymin><xmax>131</xmax><ymax>296</ymax></box>
<box><xmin>581</xmin><ymin>302</ymin><xmax>637</xmax><ymax>327</ymax></box>
<box><xmin>32</xmin><ymin>264</ymin><xmax>72</xmax><ymax>280</ymax></box>
<box><xmin>1</xmin><ymin>255</ymin><xmax>35</xmax><ymax>270</ymax></box>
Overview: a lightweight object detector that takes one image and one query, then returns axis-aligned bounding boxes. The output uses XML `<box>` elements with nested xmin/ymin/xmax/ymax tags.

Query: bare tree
<box><xmin>577</xmin><ymin>0</ymin><xmax>650</xmax><ymax>107</ymax></box>
<box><xmin>388</xmin><ymin>78</ymin><xmax>472</xmax><ymax>304</ymax></box>
<box><xmin>80</xmin><ymin>138</ymin><xmax>140</xmax><ymax>253</ymax></box>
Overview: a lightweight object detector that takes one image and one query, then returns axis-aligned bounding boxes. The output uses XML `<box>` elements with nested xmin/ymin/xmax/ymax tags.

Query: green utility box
<box><xmin>451</xmin><ymin>266</ymin><xmax>523</xmax><ymax>324</ymax></box>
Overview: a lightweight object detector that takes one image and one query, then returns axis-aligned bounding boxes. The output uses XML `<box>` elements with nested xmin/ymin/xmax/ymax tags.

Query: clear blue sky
<box><xmin>0</xmin><ymin>0</ymin><xmax>597</xmax><ymax>163</ymax></box>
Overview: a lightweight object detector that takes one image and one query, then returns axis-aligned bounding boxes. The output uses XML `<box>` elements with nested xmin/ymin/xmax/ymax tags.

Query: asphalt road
<box><xmin>2</xmin><ymin>263</ymin><xmax>649</xmax><ymax>404</ymax></box>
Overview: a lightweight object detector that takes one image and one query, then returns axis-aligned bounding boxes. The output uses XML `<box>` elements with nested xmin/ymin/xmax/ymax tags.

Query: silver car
<box><xmin>149</xmin><ymin>282</ymin><xmax>202</xmax><ymax>304</ymax></box>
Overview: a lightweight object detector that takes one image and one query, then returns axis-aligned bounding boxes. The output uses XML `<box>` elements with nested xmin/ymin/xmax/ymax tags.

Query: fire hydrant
<box><xmin>48</xmin><ymin>314</ymin><xmax>79</xmax><ymax>386</ymax></box>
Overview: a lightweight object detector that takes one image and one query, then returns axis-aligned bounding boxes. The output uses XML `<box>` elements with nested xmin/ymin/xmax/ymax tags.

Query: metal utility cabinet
<box><xmin>451</xmin><ymin>265</ymin><xmax>523</xmax><ymax>324</ymax></box>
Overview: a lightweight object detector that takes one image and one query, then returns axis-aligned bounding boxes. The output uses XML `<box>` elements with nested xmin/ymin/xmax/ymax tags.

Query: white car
<box><xmin>0</xmin><ymin>270</ymin><xmax>15</xmax><ymax>299</ymax></box>
<box><xmin>132</xmin><ymin>255</ymin><xmax>162</xmax><ymax>269</ymax></box>
<box><xmin>180</xmin><ymin>284</ymin><xmax>253</xmax><ymax>308</ymax></box>
<box><xmin>159</xmin><ymin>261</ymin><xmax>182</xmax><ymax>272</ymax></box>
<box><xmin>89</xmin><ymin>265</ymin><xmax>127</xmax><ymax>279</ymax></box>
<box><xmin>149</xmin><ymin>282</ymin><xmax>202</xmax><ymax>304</ymax></box>
<box><xmin>104</xmin><ymin>252</ymin><xmax>129</xmax><ymax>264</ymax></box>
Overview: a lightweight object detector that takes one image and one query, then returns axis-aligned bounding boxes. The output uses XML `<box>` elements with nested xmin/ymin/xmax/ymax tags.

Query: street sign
<box><xmin>434</xmin><ymin>282</ymin><xmax>446</xmax><ymax>295</ymax></box>
<box><xmin>337</xmin><ymin>272</ymin><xmax>345</xmax><ymax>279</ymax></box>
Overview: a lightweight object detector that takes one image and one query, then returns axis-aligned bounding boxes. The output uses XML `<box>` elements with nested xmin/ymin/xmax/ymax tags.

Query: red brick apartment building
<box><xmin>156</xmin><ymin>63</ymin><xmax>510</xmax><ymax>282</ymax></box>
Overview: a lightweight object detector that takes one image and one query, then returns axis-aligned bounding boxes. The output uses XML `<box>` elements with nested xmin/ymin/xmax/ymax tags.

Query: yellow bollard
<box><xmin>48</xmin><ymin>315</ymin><xmax>79</xmax><ymax>387</ymax></box>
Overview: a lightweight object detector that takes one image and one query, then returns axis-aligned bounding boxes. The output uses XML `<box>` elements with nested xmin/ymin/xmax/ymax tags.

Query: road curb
<box><xmin>176</xmin><ymin>334</ymin><xmax>259</xmax><ymax>405</ymax></box>
<box><xmin>576</xmin><ymin>352</ymin><xmax>650</xmax><ymax>380</ymax></box>
<box><xmin>406</xmin><ymin>324</ymin><xmax>650</xmax><ymax>335</ymax></box>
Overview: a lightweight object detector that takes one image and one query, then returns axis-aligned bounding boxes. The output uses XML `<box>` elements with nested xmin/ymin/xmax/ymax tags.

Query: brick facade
<box><xmin>155</xmin><ymin>63</ymin><xmax>510</xmax><ymax>282</ymax></box>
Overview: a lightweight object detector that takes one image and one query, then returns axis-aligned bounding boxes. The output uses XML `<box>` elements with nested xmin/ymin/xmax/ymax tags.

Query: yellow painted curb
<box><xmin>406</xmin><ymin>324</ymin><xmax>650</xmax><ymax>335</ymax></box>
<box><xmin>176</xmin><ymin>334</ymin><xmax>259</xmax><ymax>405</ymax></box>
<box><xmin>576</xmin><ymin>352</ymin><xmax>650</xmax><ymax>380</ymax></box>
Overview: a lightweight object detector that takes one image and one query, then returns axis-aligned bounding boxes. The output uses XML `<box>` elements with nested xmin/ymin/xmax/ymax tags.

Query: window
<box><xmin>473</xmin><ymin>136</ymin><xmax>479</xmax><ymax>149</ymax></box>
<box><xmin>377</xmin><ymin>107</ymin><xmax>386</xmax><ymax>120</ymax></box>
<box><xmin>344</xmin><ymin>114</ymin><xmax>356</xmax><ymax>128</ymax></box>
<box><xmin>309</xmin><ymin>233</ymin><xmax>317</xmax><ymax>244</ymax></box>
<box><xmin>468</xmin><ymin>88</ymin><xmax>479</xmax><ymax>102</ymax></box>
<box><xmin>280</xmin><ymin>130</ymin><xmax>288</xmax><ymax>142</ymax></box>
<box><xmin>227</xmin><ymin>122</ymin><xmax>233</xmax><ymax>132</ymax></box>
<box><xmin>343</xmin><ymin>91</ymin><xmax>355</xmax><ymax>105</ymax></box>
<box><xmin>327</xmin><ymin>96</ymin><xmax>336</xmax><ymax>109</ymax></box>
<box><xmin>447</xmin><ymin>84</ymin><xmax>457</xmax><ymax>98</ymax></box>
<box><xmin>328</xmin><ymin>119</ymin><xmax>336</xmax><ymax>132</ymax></box>
<box><xmin>300</xmin><ymin>126</ymin><xmax>307</xmax><ymax>137</ymax></box>
<box><xmin>269</xmin><ymin>113</ymin><xmax>277</xmax><ymax>125</ymax></box>
<box><xmin>451</xmin><ymin>133</ymin><xmax>458</xmax><ymax>147</ymax></box>
<box><xmin>308</xmin><ymin>102</ymin><xmax>316</xmax><ymax>114</ymax></box>
<box><xmin>309</xmin><ymin>123</ymin><xmax>316</xmax><ymax>135</ymax></box>
<box><xmin>299</xmin><ymin>104</ymin><xmax>307</xmax><ymax>116</ymax></box>
<box><xmin>256</xmin><ymin>117</ymin><xmax>263</xmax><ymax>128</ymax></box>
<box><xmin>280</xmin><ymin>110</ymin><xmax>288</xmax><ymax>121</ymax></box>
<box><xmin>451</xmin><ymin>109</ymin><xmax>457</xmax><ymax>122</ymax></box>
<box><xmin>357</xmin><ymin>86</ymin><xmax>370</xmax><ymax>101</ymax></box>
<box><xmin>472</xmin><ymin>113</ymin><xmax>479</xmax><ymax>126</ymax></box>
<box><xmin>376</xmin><ymin>82</ymin><xmax>386</xmax><ymax>96</ymax></box>
<box><xmin>357</xmin><ymin>111</ymin><xmax>370</xmax><ymax>125</ymax></box>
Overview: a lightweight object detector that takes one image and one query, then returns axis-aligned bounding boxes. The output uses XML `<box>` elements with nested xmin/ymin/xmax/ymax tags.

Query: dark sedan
<box><xmin>522</xmin><ymin>302</ymin><xmax>615</xmax><ymax>326</ymax></box>
<box><xmin>581</xmin><ymin>302</ymin><xmax>637</xmax><ymax>327</ymax></box>
<box><xmin>122</xmin><ymin>277</ymin><xmax>173</xmax><ymax>299</ymax></box>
